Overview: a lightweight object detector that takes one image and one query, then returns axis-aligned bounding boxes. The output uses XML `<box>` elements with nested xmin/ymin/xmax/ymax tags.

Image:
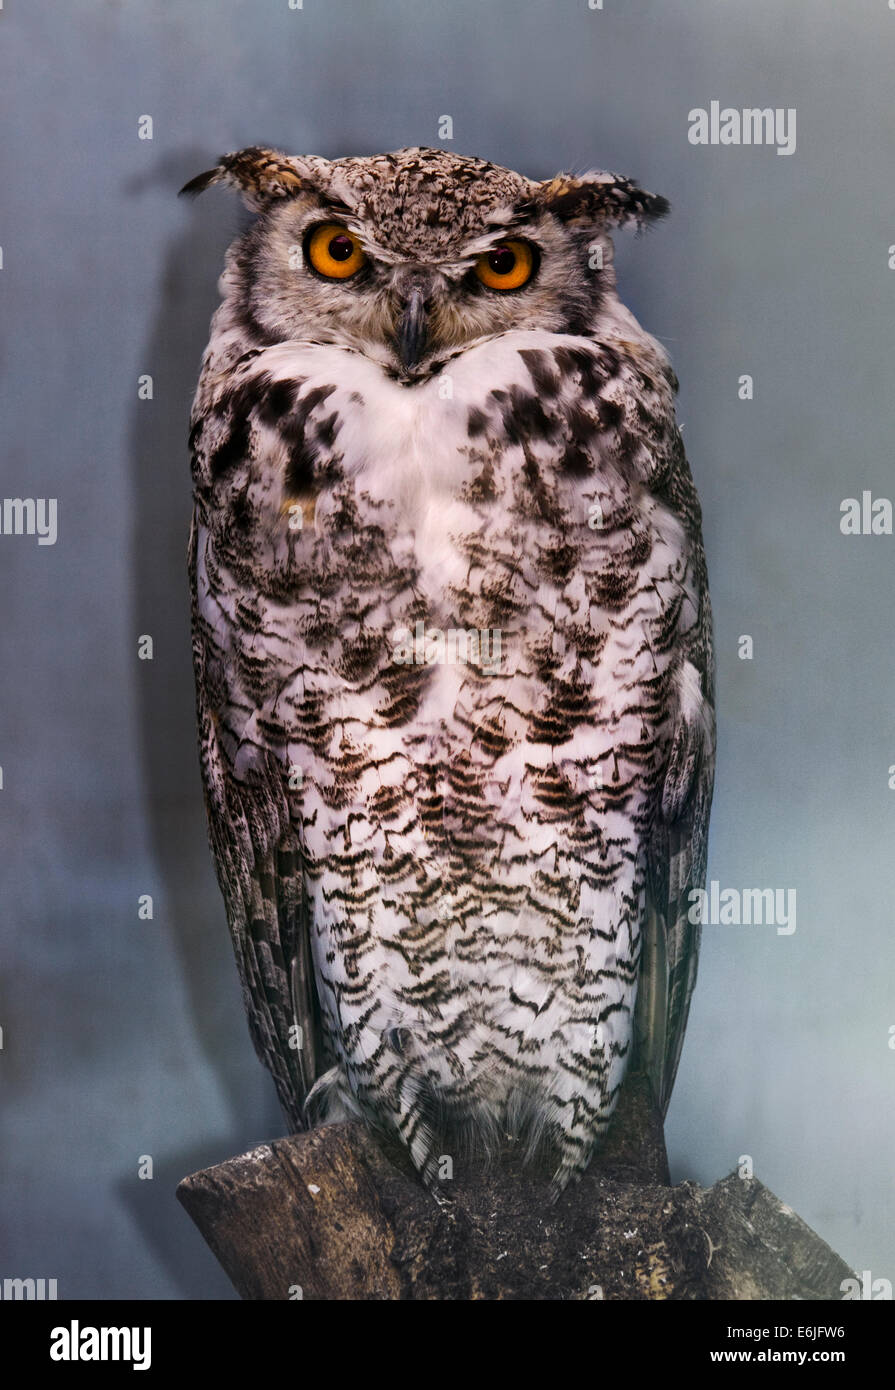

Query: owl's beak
<box><xmin>396</xmin><ymin>286</ymin><xmax>429</xmax><ymax>371</ymax></box>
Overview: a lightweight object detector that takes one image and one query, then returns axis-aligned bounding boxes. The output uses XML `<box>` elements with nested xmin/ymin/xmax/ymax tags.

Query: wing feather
<box><xmin>188</xmin><ymin>514</ymin><xmax>320</xmax><ymax>1131</ymax></box>
<box><xmin>637</xmin><ymin>625</ymin><xmax>715</xmax><ymax>1113</ymax></box>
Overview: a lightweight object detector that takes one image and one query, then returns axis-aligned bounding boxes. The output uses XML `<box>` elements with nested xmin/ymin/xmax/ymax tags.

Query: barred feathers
<box><xmin>187</xmin><ymin>147</ymin><xmax>714</xmax><ymax>1192</ymax></box>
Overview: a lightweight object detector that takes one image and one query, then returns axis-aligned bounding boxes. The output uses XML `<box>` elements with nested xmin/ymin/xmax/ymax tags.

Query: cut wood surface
<box><xmin>177</xmin><ymin>1073</ymin><xmax>854</xmax><ymax>1301</ymax></box>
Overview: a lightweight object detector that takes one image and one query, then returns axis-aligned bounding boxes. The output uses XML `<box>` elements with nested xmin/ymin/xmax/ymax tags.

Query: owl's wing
<box><xmin>188</xmin><ymin>513</ymin><xmax>320</xmax><ymax>1131</ymax></box>
<box><xmin>637</xmin><ymin>644</ymin><xmax>715</xmax><ymax>1116</ymax></box>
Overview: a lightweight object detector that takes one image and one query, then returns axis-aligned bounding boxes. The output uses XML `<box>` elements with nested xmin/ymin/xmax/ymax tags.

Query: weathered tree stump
<box><xmin>177</xmin><ymin>1073</ymin><xmax>854</xmax><ymax>1300</ymax></box>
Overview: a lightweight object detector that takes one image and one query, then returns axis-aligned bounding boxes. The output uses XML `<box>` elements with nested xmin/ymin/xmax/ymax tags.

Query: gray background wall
<box><xmin>1</xmin><ymin>0</ymin><xmax>893</xmax><ymax>1298</ymax></box>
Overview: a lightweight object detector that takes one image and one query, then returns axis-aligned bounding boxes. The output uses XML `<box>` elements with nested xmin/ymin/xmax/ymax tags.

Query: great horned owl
<box><xmin>183</xmin><ymin>146</ymin><xmax>714</xmax><ymax>1192</ymax></box>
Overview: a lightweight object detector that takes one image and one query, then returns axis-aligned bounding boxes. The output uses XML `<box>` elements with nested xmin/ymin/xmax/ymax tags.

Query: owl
<box><xmin>182</xmin><ymin>146</ymin><xmax>714</xmax><ymax>1194</ymax></box>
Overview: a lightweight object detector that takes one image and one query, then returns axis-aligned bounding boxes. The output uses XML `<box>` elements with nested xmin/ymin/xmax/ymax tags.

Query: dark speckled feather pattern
<box><xmin>186</xmin><ymin>147</ymin><xmax>714</xmax><ymax>1189</ymax></box>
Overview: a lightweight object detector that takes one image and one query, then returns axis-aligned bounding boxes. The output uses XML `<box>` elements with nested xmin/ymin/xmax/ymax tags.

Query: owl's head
<box><xmin>182</xmin><ymin>146</ymin><xmax>667</xmax><ymax>380</ymax></box>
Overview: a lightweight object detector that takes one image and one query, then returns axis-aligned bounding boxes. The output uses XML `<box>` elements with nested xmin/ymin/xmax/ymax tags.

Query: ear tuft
<box><xmin>539</xmin><ymin>171</ymin><xmax>669</xmax><ymax>231</ymax></box>
<box><xmin>179</xmin><ymin>167</ymin><xmax>221</xmax><ymax>198</ymax></box>
<box><xmin>179</xmin><ymin>146</ymin><xmax>306</xmax><ymax>211</ymax></box>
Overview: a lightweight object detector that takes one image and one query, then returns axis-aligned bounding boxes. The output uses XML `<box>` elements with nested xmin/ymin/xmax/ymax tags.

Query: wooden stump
<box><xmin>177</xmin><ymin>1073</ymin><xmax>854</xmax><ymax>1300</ymax></box>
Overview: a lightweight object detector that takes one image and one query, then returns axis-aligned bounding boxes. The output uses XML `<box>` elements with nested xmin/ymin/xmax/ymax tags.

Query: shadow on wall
<box><xmin>116</xmin><ymin>1144</ymin><xmax>241</xmax><ymax>1300</ymax></box>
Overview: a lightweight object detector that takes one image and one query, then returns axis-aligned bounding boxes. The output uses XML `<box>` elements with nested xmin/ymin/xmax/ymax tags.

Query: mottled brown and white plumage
<box><xmin>183</xmin><ymin>146</ymin><xmax>714</xmax><ymax>1192</ymax></box>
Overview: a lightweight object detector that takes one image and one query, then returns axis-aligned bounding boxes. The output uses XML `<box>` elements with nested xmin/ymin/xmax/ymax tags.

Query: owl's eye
<box><xmin>475</xmin><ymin>239</ymin><xmax>537</xmax><ymax>291</ymax></box>
<box><xmin>305</xmin><ymin>223</ymin><xmax>367</xmax><ymax>280</ymax></box>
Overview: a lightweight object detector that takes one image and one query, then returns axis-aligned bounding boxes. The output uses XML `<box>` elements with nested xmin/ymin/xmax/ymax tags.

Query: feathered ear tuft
<box><xmin>538</xmin><ymin>170</ymin><xmax>669</xmax><ymax>231</ymax></box>
<box><xmin>179</xmin><ymin>146</ymin><xmax>307</xmax><ymax>211</ymax></box>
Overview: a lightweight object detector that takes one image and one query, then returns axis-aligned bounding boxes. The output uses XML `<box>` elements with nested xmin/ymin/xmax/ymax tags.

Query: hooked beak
<box><xmin>396</xmin><ymin>286</ymin><xmax>429</xmax><ymax>371</ymax></box>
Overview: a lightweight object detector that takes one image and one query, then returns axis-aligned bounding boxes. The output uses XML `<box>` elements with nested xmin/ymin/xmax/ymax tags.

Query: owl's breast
<box><xmin>194</xmin><ymin>324</ymin><xmax>705</xmax><ymax>1132</ymax></box>
<box><xmin>195</xmin><ymin>322</ymin><xmax>696</xmax><ymax>823</ymax></box>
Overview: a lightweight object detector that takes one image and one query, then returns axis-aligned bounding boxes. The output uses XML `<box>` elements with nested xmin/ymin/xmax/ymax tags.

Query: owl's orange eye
<box><xmin>305</xmin><ymin>223</ymin><xmax>367</xmax><ymax>279</ymax></box>
<box><xmin>475</xmin><ymin>239</ymin><xmax>536</xmax><ymax>291</ymax></box>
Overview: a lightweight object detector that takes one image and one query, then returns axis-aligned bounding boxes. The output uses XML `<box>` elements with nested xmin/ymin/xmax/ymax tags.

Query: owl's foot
<box><xmin>548</xmin><ymin>1161</ymin><xmax>583</xmax><ymax>1205</ymax></box>
<box><xmin>304</xmin><ymin>1064</ymin><xmax>361</xmax><ymax>1125</ymax></box>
